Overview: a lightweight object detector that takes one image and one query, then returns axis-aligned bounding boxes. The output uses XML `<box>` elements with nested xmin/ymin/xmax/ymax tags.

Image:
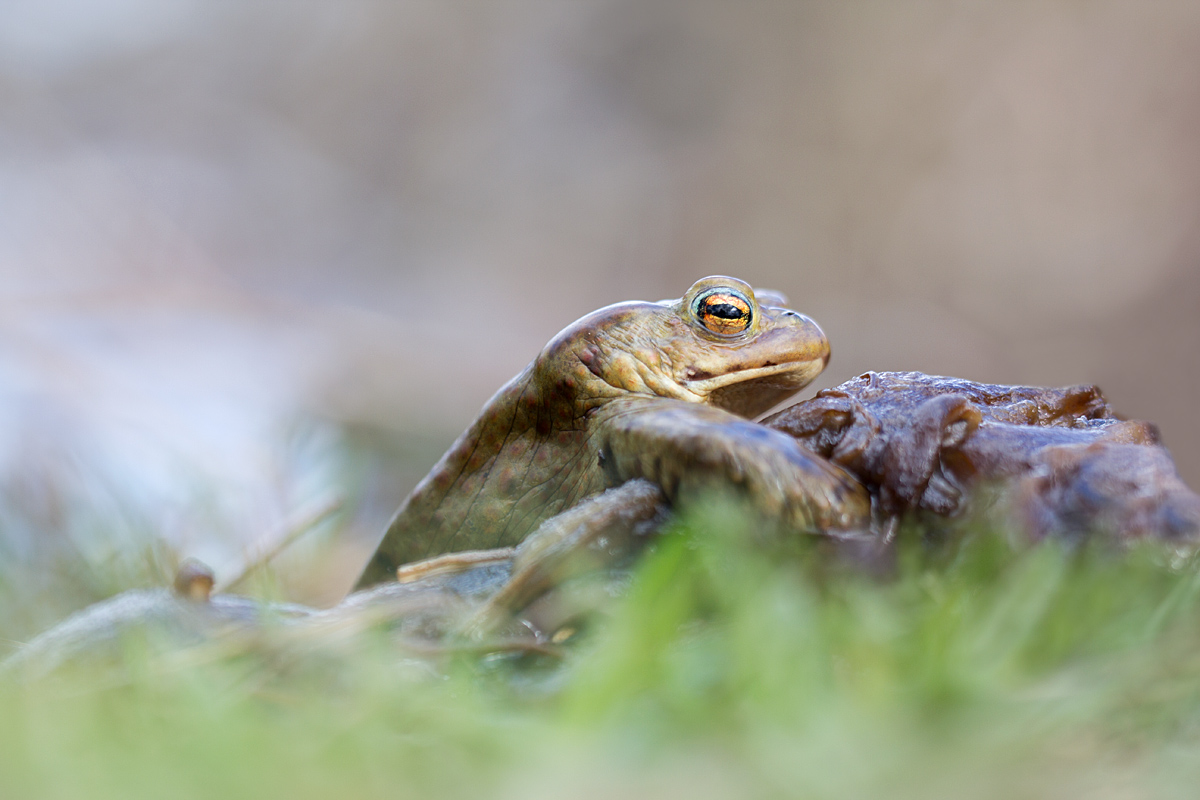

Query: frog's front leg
<box><xmin>596</xmin><ymin>398</ymin><xmax>871</xmax><ymax>534</ymax></box>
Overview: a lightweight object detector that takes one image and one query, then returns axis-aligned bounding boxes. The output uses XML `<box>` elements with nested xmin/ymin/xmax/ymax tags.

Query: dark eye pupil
<box><xmin>706</xmin><ymin>302</ymin><xmax>744</xmax><ymax>319</ymax></box>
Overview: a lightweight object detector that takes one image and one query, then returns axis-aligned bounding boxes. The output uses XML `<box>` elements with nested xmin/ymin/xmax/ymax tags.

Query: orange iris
<box><xmin>698</xmin><ymin>292</ymin><xmax>751</xmax><ymax>335</ymax></box>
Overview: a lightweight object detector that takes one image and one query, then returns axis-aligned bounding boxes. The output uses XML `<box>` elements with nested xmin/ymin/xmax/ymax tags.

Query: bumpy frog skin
<box><xmin>357</xmin><ymin>276</ymin><xmax>871</xmax><ymax>587</ymax></box>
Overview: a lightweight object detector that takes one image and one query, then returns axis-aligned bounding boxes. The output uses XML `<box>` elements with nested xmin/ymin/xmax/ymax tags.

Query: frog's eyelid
<box><xmin>693</xmin><ymin>285</ymin><xmax>746</xmax><ymax>302</ymax></box>
<box><xmin>693</xmin><ymin>288</ymin><xmax>752</xmax><ymax>314</ymax></box>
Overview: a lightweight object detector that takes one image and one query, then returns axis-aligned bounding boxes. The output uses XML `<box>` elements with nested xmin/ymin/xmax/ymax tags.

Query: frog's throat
<box><xmin>683</xmin><ymin>358</ymin><xmax>826</xmax><ymax>397</ymax></box>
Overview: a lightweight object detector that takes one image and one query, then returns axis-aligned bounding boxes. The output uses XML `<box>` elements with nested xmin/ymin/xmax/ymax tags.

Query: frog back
<box><xmin>357</xmin><ymin>371</ymin><xmax>606</xmax><ymax>586</ymax></box>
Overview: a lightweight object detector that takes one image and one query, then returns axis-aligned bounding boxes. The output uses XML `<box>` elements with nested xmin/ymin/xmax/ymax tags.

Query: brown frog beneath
<box><xmin>764</xmin><ymin>371</ymin><xmax>1200</xmax><ymax>543</ymax></box>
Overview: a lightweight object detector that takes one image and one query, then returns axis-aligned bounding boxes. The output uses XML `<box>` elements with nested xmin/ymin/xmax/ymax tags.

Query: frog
<box><xmin>356</xmin><ymin>276</ymin><xmax>872</xmax><ymax>587</ymax></box>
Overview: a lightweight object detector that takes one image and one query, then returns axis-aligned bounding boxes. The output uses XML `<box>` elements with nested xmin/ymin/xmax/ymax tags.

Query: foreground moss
<box><xmin>5</xmin><ymin>511</ymin><xmax>1200</xmax><ymax>799</ymax></box>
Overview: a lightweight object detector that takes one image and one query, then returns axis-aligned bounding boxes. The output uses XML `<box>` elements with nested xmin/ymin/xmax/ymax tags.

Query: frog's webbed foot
<box><xmin>598</xmin><ymin>398</ymin><xmax>871</xmax><ymax>535</ymax></box>
<box><xmin>4</xmin><ymin>575</ymin><xmax>316</xmax><ymax>681</ymax></box>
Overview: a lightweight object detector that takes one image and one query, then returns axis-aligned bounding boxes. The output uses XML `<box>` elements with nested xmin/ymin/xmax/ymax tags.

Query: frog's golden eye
<box><xmin>695</xmin><ymin>289</ymin><xmax>752</xmax><ymax>335</ymax></box>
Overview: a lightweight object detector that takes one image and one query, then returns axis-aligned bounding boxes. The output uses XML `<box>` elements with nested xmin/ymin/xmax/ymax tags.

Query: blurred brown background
<box><xmin>3</xmin><ymin>2</ymin><xmax>1198</xmax><ymax>601</ymax></box>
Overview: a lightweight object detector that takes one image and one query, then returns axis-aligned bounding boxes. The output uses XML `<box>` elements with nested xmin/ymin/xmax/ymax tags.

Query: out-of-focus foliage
<box><xmin>4</xmin><ymin>5</ymin><xmax>1200</xmax><ymax>795</ymax></box>
<box><xmin>6</xmin><ymin>501</ymin><xmax>1200</xmax><ymax>799</ymax></box>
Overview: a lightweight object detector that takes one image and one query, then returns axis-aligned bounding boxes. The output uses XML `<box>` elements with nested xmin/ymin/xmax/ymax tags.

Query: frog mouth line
<box><xmin>684</xmin><ymin>358</ymin><xmax>827</xmax><ymax>395</ymax></box>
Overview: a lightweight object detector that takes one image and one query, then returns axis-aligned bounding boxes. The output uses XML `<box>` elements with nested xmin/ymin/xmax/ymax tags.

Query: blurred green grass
<box><xmin>5</xmin><ymin>495</ymin><xmax>1200</xmax><ymax>799</ymax></box>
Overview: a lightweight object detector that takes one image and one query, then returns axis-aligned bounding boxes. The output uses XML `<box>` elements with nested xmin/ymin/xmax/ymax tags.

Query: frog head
<box><xmin>536</xmin><ymin>276</ymin><xmax>830</xmax><ymax>419</ymax></box>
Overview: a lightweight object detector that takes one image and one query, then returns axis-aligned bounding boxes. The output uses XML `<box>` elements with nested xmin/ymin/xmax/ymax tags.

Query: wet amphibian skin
<box><xmin>357</xmin><ymin>276</ymin><xmax>870</xmax><ymax>587</ymax></box>
<box><xmin>764</xmin><ymin>371</ymin><xmax>1200</xmax><ymax>542</ymax></box>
